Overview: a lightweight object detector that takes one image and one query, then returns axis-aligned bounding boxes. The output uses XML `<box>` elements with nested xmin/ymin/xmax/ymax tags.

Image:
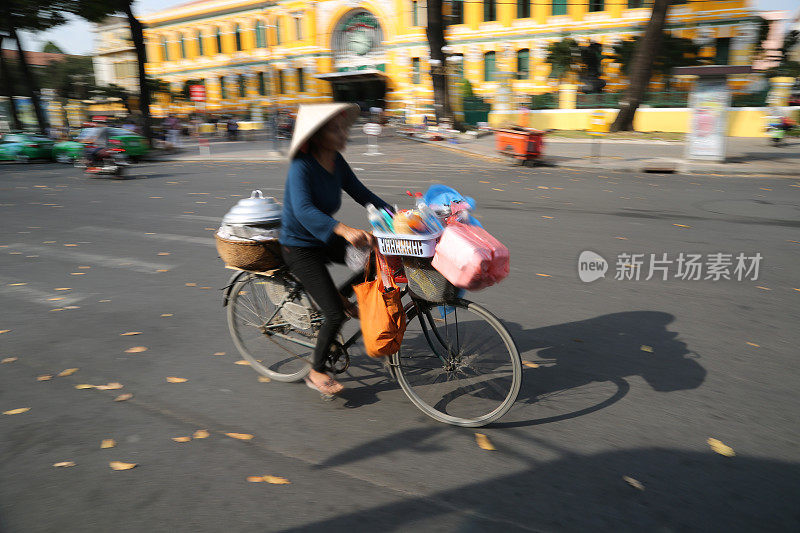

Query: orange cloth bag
<box><xmin>353</xmin><ymin>252</ymin><xmax>407</xmax><ymax>358</ymax></box>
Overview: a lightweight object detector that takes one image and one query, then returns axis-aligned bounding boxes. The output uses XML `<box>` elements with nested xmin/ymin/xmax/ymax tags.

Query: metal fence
<box><xmin>528</xmin><ymin>92</ymin><xmax>559</xmax><ymax>110</ymax></box>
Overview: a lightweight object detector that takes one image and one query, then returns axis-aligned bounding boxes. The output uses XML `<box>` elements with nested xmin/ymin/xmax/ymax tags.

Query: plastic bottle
<box><xmin>366</xmin><ymin>204</ymin><xmax>391</xmax><ymax>233</ymax></box>
<box><xmin>412</xmin><ymin>194</ymin><xmax>443</xmax><ymax>233</ymax></box>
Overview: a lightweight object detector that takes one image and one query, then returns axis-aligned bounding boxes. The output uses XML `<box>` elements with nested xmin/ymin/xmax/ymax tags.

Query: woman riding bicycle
<box><xmin>280</xmin><ymin>103</ymin><xmax>392</xmax><ymax>397</ymax></box>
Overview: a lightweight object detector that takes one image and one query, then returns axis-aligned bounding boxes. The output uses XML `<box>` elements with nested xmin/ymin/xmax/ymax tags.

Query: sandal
<box><xmin>304</xmin><ymin>375</ymin><xmax>343</xmax><ymax>397</ymax></box>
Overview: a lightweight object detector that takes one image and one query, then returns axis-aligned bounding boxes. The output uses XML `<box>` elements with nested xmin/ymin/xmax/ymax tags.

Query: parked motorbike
<box><xmin>75</xmin><ymin>140</ymin><xmax>129</xmax><ymax>177</ymax></box>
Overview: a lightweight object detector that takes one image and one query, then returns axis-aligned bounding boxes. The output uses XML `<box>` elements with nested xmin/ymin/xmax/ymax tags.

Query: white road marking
<box><xmin>75</xmin><ymin>226</ymin><xmax>215</xmax><ymax>247</ymax></box>
<box><xmin>0</xmin><ymin>276</ymin><xmax>85</xmax><ymax>306</ymax></box>
<box><xmin>5</xmin><ymin>244</ymin><xmax>174</xmax><ymax>274</ymax></box>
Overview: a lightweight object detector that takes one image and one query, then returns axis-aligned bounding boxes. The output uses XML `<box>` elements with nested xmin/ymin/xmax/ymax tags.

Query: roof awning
<box><xmin>314</xmin><ymin>70</ymin><xmax>387</xmax><ymax>83</ymax></box>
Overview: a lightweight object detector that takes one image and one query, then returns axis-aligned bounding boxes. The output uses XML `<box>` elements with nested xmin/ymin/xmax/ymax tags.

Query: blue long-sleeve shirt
<box><xmin>279</xmin><ymin>152</ymin><xmax>390</xmax><ymax>247</ymax></box>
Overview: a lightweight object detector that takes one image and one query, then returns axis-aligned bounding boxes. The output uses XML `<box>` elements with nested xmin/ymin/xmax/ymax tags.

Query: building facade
<box><xmin>141</xmin><ymin>0</ymin><xmax>760</xmax><ymax>117</ymax></box>
<box><xmin>93</xmin><ymin>16</ymin><xmax>139</xmax><ymax>93</ymax></box>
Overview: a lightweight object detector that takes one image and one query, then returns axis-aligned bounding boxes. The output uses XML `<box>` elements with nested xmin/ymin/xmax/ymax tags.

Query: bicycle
<box><xmin>222</xmin><ymin>255</ymin><xmax>522</xmax><ymax>427</ymax></box>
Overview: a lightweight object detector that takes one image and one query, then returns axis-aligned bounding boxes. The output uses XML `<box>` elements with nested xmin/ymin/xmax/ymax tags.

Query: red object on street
<box><xmin>494</xmin><ymin>127</ymin><xmax>544</xmax><ymax>165</ymax></box>
<box><xmin>189</xmin><ymin>85</ymin><xmax>206</xmax><ymax>102</ymax></box>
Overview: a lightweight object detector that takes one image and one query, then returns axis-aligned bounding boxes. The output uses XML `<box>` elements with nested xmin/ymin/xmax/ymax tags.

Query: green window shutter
<box><xmin>179</xmin><ymin>34</ymin><xmax>186</xmax><ymax>59</ymax></box>
<box><xmin>552</xmin><ymin>0</ymin><xmax>567</xmax><ymax>16</ymax></box>
<box><xmin>589</xmin><ymin>0</ymin><xmax>604</xmax><ymax>12</ymax></box>
<box><xmin>197</xmin><ymin>31</ymin><xmax>204</xmax><ymax>56</ymax></box>
<box><xmin>215</xmin><ymin>27</ymin><xmax>222</xmax><ymax>54</ymax></box>
<box><xmin>161</xmin><ymin>37</ymin><xmax>169</xmax><ymax>61</ymax></box>
<box><xmin>298</xmin><ymin>68</ymin><xmax>305</xmax><ymax>93</ymax></box>
<box><xmin>484</xmin><ymin>51</ymin><xmax>495</xmax><ymax>82</ymax></box>
<box><xmin>517</xmin><ymin>49</ymin><xmax>529</xmax><ymax>79</ymax></box>
<box><xmin>219</xmin><ymin>77</ymin><xmax>226</xmax><ymax>99</ymax></box>
<box><xmin>412</xmin><ymin>57</ymin><xmax>420</xmax><ymax>84</ymax></box>
<box><xmin>484</xmin><ymin>0</ymin><xmax>496</xmax><ymax>22</ymax></box>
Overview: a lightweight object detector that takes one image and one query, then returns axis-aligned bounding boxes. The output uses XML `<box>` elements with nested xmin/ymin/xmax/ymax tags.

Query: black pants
<box><xmin>282</xmin><ymin>236</ymin><xmax>361</xmax><ymax>372</ymax></box>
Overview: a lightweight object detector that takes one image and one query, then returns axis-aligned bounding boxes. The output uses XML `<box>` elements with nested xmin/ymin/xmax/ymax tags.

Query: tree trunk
<box><xmin>10</xmin><ymin>27</ymin><xmax>48</xmax><ymax>134</ymax></box>
<box><xmin>610</xmin><ymin>0</ymin><xmax>671</xmax><ymax>132</ymax></box>
<box><xmin>0</xmin><ymin>37</ymin><xmax>23</xmax><ymax>131</ymax></box>
<box><xmin>122</xmin><ymin>2</ymin><xmax>153</xmax><ymax>144</ymax></box>
<box><xmin>426</xmin><ymin>0</ymin><xmax>456</xmax><ymax>127</ymax></box>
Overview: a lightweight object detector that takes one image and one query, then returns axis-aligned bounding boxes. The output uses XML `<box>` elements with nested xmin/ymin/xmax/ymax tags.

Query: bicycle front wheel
<box><xmin>227</xmin><ymin>273</ymin><xmax>313</xmax><ymax>382</ymax></box>
<box><xmin>393</xmin><ymin>299</ymin><xmax>522</xmax><ymax>427</ymax></box>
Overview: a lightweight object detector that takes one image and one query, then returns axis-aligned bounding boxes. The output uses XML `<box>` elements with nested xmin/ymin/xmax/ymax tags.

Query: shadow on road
<box><xmin>333</xmin><ymin>310</ymin><xmax>704</xmax><ymax>430</ymax></box>
<box><xmin>495</xmin><ymin>310</ymin><xmax>705</xmax><ymax>428</ymax></box>
<box><xmin>296</xmin><ymin>447</ymin><xmax>800</xmax><ymax>531</ymax></box>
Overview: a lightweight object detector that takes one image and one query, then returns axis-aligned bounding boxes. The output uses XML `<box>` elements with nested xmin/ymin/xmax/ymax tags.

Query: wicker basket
<box><xmin>402</xmin><ymin>256</ymin><xmax>458</xmax><ymax>303</ymax></box>
<box><xmin>215</xmin><ymin>234</ymin><xmax>282</xmax><ymax>271</ymax></box>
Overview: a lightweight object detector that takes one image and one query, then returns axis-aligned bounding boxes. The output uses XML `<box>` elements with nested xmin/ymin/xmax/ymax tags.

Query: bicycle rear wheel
<box><xmin>393</xmin><ymin>299</ymin><xmax>522</xmax><ymax>427</ymax></box>
<box><xmin>227</xmin><ymin>273</ymin><xmax>314</xmax><ymax>382</ymax></box>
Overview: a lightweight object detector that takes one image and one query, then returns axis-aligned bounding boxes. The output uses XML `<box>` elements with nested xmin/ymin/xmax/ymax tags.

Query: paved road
<box><xmin>1</xmin><ymin>137</ymin><xmax>799</xmax><ymax>532</ymax></box>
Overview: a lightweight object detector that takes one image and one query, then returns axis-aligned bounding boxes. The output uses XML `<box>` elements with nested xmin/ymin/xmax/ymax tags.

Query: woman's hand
<box><xmin>334</xmin><ymin>223</ymin><xmax>374</xmax><ymax>248</ymax></box>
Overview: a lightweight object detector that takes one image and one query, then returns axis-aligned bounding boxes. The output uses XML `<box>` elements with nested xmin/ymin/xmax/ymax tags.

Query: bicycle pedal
<box><xmin>320</xmin><ymin>392</ymin><xmax>336</xmax><ymax>402</ymax></box>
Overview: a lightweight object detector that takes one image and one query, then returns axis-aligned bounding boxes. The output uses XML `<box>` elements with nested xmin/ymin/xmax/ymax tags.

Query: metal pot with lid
<box><xmin>222</xmin><ymin>190</ymin><xmax>282</xmax><ymax>225</ymax></box>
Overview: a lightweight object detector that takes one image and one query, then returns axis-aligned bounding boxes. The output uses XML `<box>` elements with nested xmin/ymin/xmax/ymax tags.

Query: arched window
<box><xmin>178</xmin><ymin>33</ymin><xmax>186</xmax><ymax>59</ymax></box>
<box><xmin>484</xmin><ymin>51</ymin><xmax>496</xmax><ymax>81</ymax></box>
<box><xmin>255</xmin><ymin>20</ymin><xmax>266</xmax><ymax>48</ymax></box>
<box><xmin>234</xmin><ymin>24</ymin><xmax>242</xmax><ymax>51</ymax></box>
<box><xmin>196</xmin><ymin>30</ymin><xmax>204</xmax><ymax>56</ymax></box>
<box><xmin>161</xmin><ymin>36</ymin><xmax>169</xmax><ymax>61</ymax></box>
<box><xmin>516</xmin><ymin>49</ymin><xmax>530</xmax><ymax>79</ymax></box>
<box><xmin>215</xmin><ymin>26</ymin><xmax>223</xmax><ymax>54</ymax></box>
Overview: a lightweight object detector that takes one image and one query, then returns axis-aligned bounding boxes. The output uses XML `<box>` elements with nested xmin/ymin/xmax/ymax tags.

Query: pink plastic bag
<box><xmin>431</xmin><ymin>222</ymin><xmax>510</xmax><ymax>291</ymax></box>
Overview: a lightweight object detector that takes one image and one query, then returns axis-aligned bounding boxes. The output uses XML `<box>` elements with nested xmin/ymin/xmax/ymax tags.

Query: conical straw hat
<box><xmin>287</xmin><ymin>103</ymin><xmax>360</xmax><ymax>160</ymax></box>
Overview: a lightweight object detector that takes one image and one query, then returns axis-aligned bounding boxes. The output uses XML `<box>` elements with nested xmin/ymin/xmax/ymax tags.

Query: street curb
<box><xmin>401</xmin><ymin>134</ymin><xmax>800</xmax><ymax>178</ymax></box>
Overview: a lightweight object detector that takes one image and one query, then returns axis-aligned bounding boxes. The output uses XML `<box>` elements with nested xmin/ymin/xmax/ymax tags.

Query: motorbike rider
<box><xmin>81</xmin><ymin>120</ymin><xmax>111</xmax><ymax>166</ymax></box>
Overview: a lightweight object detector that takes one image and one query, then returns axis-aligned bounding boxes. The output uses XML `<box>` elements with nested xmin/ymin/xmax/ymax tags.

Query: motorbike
<box><xmin>75</xmin><ymin>140</ymin><xmax>129</xmax><ymax>177</ymax></box>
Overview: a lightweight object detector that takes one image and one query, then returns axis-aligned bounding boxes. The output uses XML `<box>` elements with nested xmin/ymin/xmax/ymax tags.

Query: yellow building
<box><xmin>141</xmin><ymin>0</ymin><xmax>760</xmax><ymax>118</ymax></box>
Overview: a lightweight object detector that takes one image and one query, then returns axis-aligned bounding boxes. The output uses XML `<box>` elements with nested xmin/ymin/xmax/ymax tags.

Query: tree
<box><xmin>39</xmin><ymin>54</ymin><xmax>95</xmax><ymax>99</ymax></box>
<box><xmin>42</xmin><ymin>41</ymin><xmax>64</xmax><ymax>53</ymax></box>
<box><xmin>425</xmin><ymin>0</ymin><xmax>456</xmax><ymax>126</ymax></box>
<box><xmin>0</xmin><ymin>37</ymin><xmax>23</xmax><ymax>130</ymax></box>
<box><xmin>74</xmin><ymin>0</ymin><xmax>153</xmax><ymax>143</ymax></box>
<box><xmin>611</xmin><ymin>33</ymin><xmax>700</xmax><ymax>91</ymax></box>
<box><xmin>763</xmin><ymin>30</ymin><xmax>800</xmax><ymax>78</ymax></box>
<box><xmin>610</xmin><ymin>0</ymin><xmax>672</xmax><ymax>132</ymax></box>
<box><xmin>545</xmin><ymin>37</ymin><xmax>580</xmax><ymax>82</ymax></box>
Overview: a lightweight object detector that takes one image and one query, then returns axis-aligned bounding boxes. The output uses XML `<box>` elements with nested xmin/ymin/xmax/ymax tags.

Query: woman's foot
<box><xmin>305</xmin><ymin>369</ymin><xmax>344</xmax><ymax>396</ymax></box>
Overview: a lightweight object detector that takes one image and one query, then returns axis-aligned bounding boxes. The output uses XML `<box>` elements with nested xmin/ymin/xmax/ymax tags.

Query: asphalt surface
<box><xmin>1</xmin><ymin>135</ymin><xmax>799</xmax><ymax>532</ymax></box>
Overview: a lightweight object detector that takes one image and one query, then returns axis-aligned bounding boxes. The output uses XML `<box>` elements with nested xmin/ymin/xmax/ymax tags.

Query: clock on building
<box><xmin>333</xmin><ymin>10</ymin><xmax>383</xmax><ymax>61</ymax></box>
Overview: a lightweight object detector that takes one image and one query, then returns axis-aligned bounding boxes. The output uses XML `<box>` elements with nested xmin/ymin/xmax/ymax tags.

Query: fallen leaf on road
<box><xmin>755</xmin><ymin>286</ymin><xmax>771</xmax><ymax>291</ymax></box>
<box><xmin>120</xmin><ymin>332</ymin><xmax>141</xmax><ymax>336</ymax></box>
<box><xmin>746</xmin><ymin>342</ymin><xmax>760</xmax><ymax>347</ymax></box>
<box><xmin>521</xmin><ymin>361</ymin><xmax>539</xmax><ymax>368</ymax></box>
<box><xmin>615</xmin><ymin>236</ymin><xmax>628</xmax><ymax>240</ymax></box>
<box><xmin>125</xmin><ymin>347</ymin><xmax>148</xmax><ymax>354</ymax></box>
<box><xmin>75</xmin><ymin>384</ymin><xmax>95</xmax><ymax>389</ymax></box>
<box><xmin>161</xmin><ymin>313</ymin><xmax>173</xmax><ymax>317</ymax></box>
<box><xmin>53</xmin><ymin>461</ymin><xmax>75</xmax><ymax>468</ymax></box>
<box><xmin>193</xmin><ymin>430</ymin><xmax>210</xmax><ymax>439</ymax></box>
<box><xmin>535</xmin><ymin>273</ymin><xmax>551</xmax><ymax>277</ymax></box>
<box><xmin>95</xmin><ymin>382</ymin><xmax>123</xmax><ymax>391</ymax></box>
<box><xmin>263</xmin><ymin>475</ymin><xmax>291</xmax><ymax>485</ymax></box>
<box><xmin>0</xmin><ymin>330</ymin><xmax>10</xmax><ymax>334</ymax></box>
<box><xmin>156</xmin><ymin>269</ymin><xmax>169</xmax><ymax>273</ymax></box>
<box><xmin>63</xmin><ymin>244</ymin><xmax>78</xmax><ymax>247</ymax></box>
<box><xmin>673</xmin><ymin>224</ymin><xmax>691</xmax><ymax>228</ymax></box>
<box><xmin>48</xmin><ymin>297</ymin><xmax>64</xmax><ymax>301</ymax></box>
<box><xmin>213</xmin><ymin>352</ymin><xmax>225</xmax><ymax>356</ymax></box>
<box><xmin>37</xmin><ymin>375</ymin><xmax>53</xmax><ymax>381</ymax></box>
<box><xmin>109</xmin><ymin>461</ymin><xmax>137</xmax><ymax>471</ymax></box>
<box><xmin>541</xmin><ymin>216</ymin><xmax>554</xmax><ymax>219</ymax></box>
<box><xmin>114</xmin><ymin>393</ymin><xmax>133</xmax><ymax>402</ymax></box>
<box><xmin>623</xmin><ymin>476</ymin><xmax>645</xmax><ymax>491</ymax></box>
<box><xmin>58</xmin><ymin>368</ymin><xmax>79</xmax><ymax>377</ymax></box>
<box><xmin>70</xmin><ymin>272</ymin><xmax>86</xmax><ymax>275</ymax></box>
<box><xmin>707</xmin><ymin>438</ymin><xmax>735</xmax><ymax>457</ymax></box>
<box><xmin>199</xmin><ymin>286</ymin><xmax>212</xmax><ymax>290</ymax></box>
<box><xmin>1</xmin><ymin>357</ymin><xmax>17</xmax><ymax>363</ymax></box>
<box><xmin>3</xmin><ymin>408</ymin><xmax>30</xmax><ymax>415</ymax></box>
<box><xmin>101</xmin><ymin>439</ymin><xmax>116</xmax><ymax>449</ymax></box>
<box><xmin>247</xmin><ymin>476</ymin><xmax>265</xmax><ymax>482</ymax></box>
<box><xmin>225</xmin><ymin>433</ymin><xmax>254</xmax><ymax>441</ymax></box>
<box><xmin>640</xmin><ymin>345</ymin><xmax>654</xmax><ymax>353</ymax></box>
<box><xmin>158</xmin><ymin>252</ymin><xmax>170</xmax><ymax>256</ymax></box>
<box><xmin>172</xmin><ymin>436</ymin><xmax>192</xmax><ymax>443</ymax></box>
<box><xmin>234</xmin><ymin>360</ymin><xmax>250</xmax><ymax>366</ymax></box>
<box><xmin>258</xmin><ymin>376</ymin><xmax>271</xmax><ymax>383</ymax></box>
<box><xmin>185</xmin><ymin>283</ymin><xmax>197</xmax><ymax>287</ymax></box>
<box><xmin>54</xmin><ymin>288</ymin><xmax>71</xmax><ymax>291</ymax></box>
<box><xmin>474</xmin><ymin>433</ymin><xmax>496</xmax><ymax>451</ymax></box>
<box><xmin>78</xmin><ymin>266</ymin><xmax>91</xmax><ymax>269</ymax></box>
<box><xmin>166</xmin><ymin>377</ymin><xmax>187</xmax><ymax>383</ymax></box>
<box><xmin>8</xmin><ymin>283</ymin><xmax>27</xmax><ymax>286</ymax></box>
